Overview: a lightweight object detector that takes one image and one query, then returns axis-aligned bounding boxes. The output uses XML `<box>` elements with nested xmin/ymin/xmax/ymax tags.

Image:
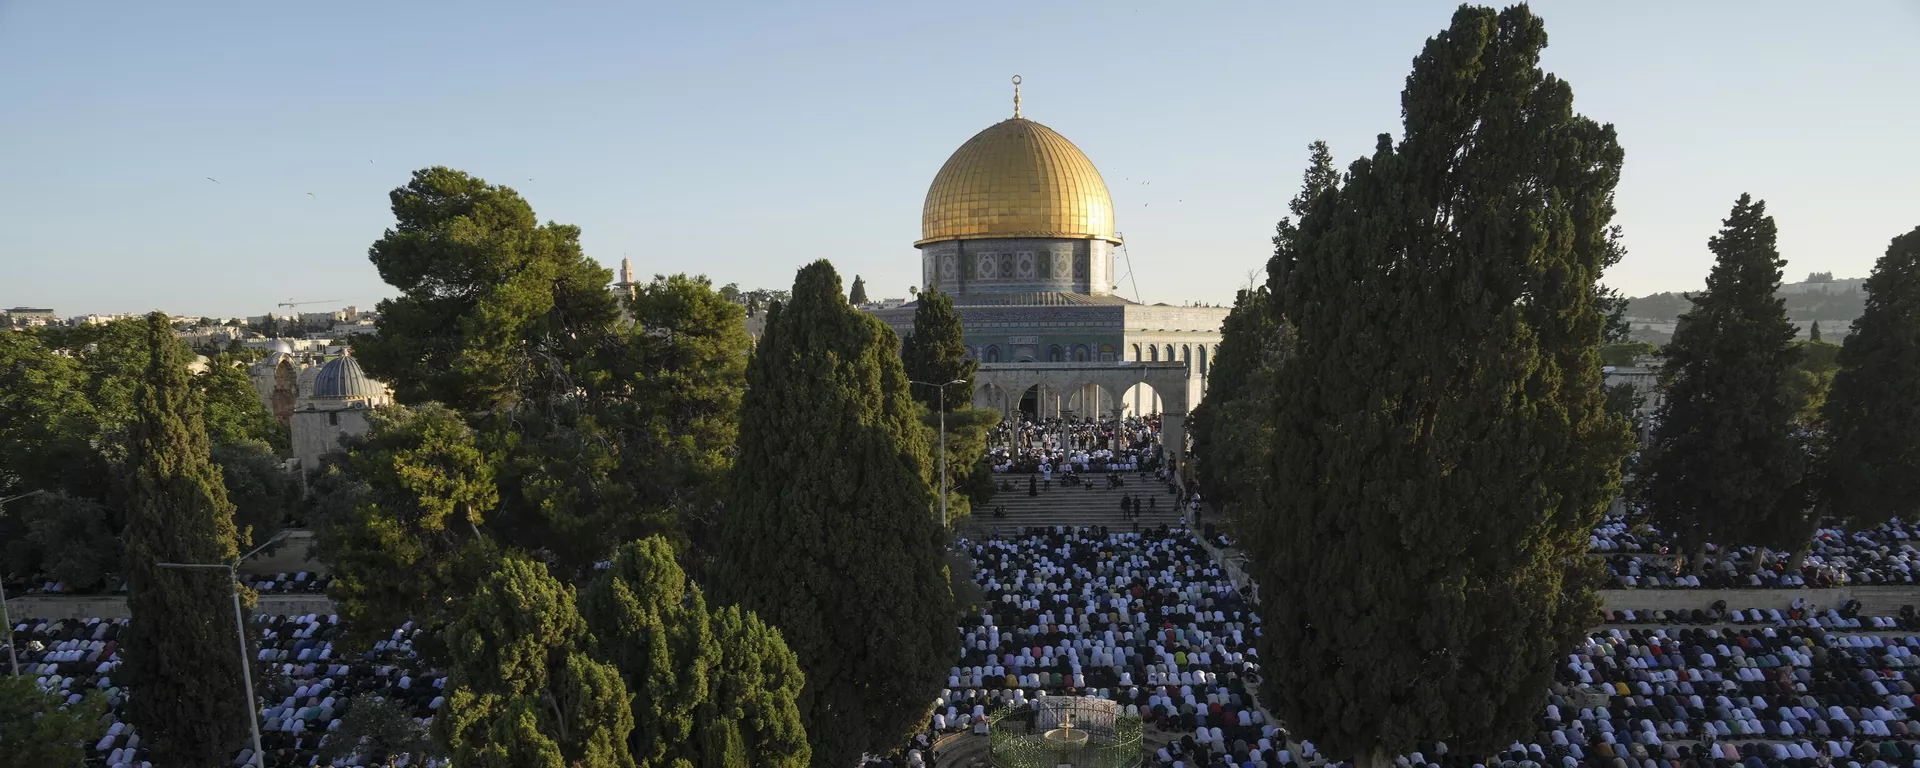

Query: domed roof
<box><xmin>920</xmin><ymin>118</ymin><xmax>1119</xmax><ymax>246</ymax></box>
<box><xmin>269</xmin><ymin>339</ymin><xmax>294</xmax><ymax>355</ymax></box>
<box><xmin>311</xmin><ymin>354</ymin><xmax>382</xmax><ymax>400</ymax></box>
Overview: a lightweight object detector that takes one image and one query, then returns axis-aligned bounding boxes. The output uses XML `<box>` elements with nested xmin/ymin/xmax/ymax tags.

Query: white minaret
<box><xmin>613</xmin><ymin>257</ymin><xmax>637</xmax><ymax>299</ymax></box>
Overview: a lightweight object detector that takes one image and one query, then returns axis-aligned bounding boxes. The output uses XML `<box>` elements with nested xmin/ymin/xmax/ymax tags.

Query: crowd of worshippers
<box><xmin>938</xmin><ymin>524</ymin><xmax>1283</xmax><ymax>766</ymax></box>
<box><xmin>5</xmin><ymin>569</ymin><xmax>337</xmax><ymax>598</ymax></box>
<box><xmin>988</xmin><ymin>417</ymin><xmax>1164</xmax><ymax>474</ymax></box>
<box><xmin>10</xmin><ymin>613</ymin><xmax>442</xmax><ymax>768</ymax></box>
<box><xmin>1592</xmin><ymin>515</ymin><xmax>1920</xmax><ymax>589</ymax></box>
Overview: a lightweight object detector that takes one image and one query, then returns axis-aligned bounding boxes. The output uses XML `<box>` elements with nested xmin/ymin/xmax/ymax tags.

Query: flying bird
<box><xmin>205</xmin><ymin>177</ymin><xmax>219</xmax><ymax>184</ymax></box>
<box><xmin>307</xmin><ymin>192</ymin><xmax>316</xmax><ymax>199</ymax></box>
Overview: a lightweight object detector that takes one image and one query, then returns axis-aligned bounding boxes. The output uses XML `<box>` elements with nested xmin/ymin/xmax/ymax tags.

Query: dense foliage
<box><xmin>1247</xmin><ymin>6</ymin><xmax>1632</xmax><ymax>763</ymax></box>
<box><xmin>581</xmin><ymin>537</ymin><xmax>809</xmax><ymax>767</ymax></box>
<box><xmin>120</xmin><ymin>312</ymin><xmax>251</xmax><ymax>767</ymax></box>
<box><xmin>0</xmin><ymin>676</ymin><xmax>106</xmax><ymax>768</ymax></box>
<box><xmin>1641</xmin><ymin>195</ymin><xmax>1811</xmax><ymax>559</ymax></box>
<box><xmin>716</xmin><ymin>260</ymin><xmax>955</xmax><ymax>768</ymax></box>
<box><xmin>0</xmin><ymin>321</ymin><xmax>286</xmax><ymax>590</ymax></box>
<box><xmin>901</xmin><ymin>289</ymin><xmax>996</xmax><ymax>523</ymax></box>
<box><xmin>1824</xmin><ymin>226</ymin><xmax>1920</xmax><ymax>526</ymax></box>
<box><xmin>354</xmin><ymin>167</ymin><xmax>621</xmax><ymax>412</ymax></box>
<box><xmin>1191</xmin><ymin>141</ymin><xmax>1329</xmax><ymax>507</ymax></box>
<box><xmin>319</xmin><ymin>169</ymin><xmax>752</xmax><ymax>657</ymax></box>
<box><xmin>439</xmin><ymin>557</ymin><xmax>635</xmax><ymax>768</ymax></box>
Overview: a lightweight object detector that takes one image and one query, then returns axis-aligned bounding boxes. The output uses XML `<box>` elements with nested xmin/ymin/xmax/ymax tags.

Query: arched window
<box><xmin>1198</xmin><ymin>345</ymin><xmax>1209</xmax><ymax>375</ymax></box>
<box><xmin>1074</xmin><ymin>344</ymin><xmax>1090</xmax><ymax>362</ymax></box>
<box><xmin>1148</xmin><ymin>346</ymin><xmax>1159</xmax><ymax>362</ymax></box>
<box><xmin>1165</xmin><ymin>345</ymin><xmax>1176</xmax><ymax>362</ymax></box>
<box><xmin>1048</xmin><ymin>344</ymin><xmax>1063</xmax><ymax>363</ymax></box>
<box><xmin>1131</xmin><ymin>343</ymin><xmax>1142</xmax><ymax>361</ymax></box>
<box><xmin>1098</xmin><ymin>343</ymin><xmax>1116</xmax><ymax>362</ymax></box>
<box><xmin>986</xmin><ymin>345</ymin><xmax>1001</xmax><ymax>363</ymax></box>
<box><xmin>1181</xmin><ymin>345</ymin><xmax>1191</xmax><ymax>370</ymax></box>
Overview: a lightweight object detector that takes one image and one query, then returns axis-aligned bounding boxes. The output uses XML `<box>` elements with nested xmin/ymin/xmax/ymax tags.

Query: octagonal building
<box><xmin>871</xmin><ymin>106</ymin><xmax>1228</xmax><ymax>419</ymax></box>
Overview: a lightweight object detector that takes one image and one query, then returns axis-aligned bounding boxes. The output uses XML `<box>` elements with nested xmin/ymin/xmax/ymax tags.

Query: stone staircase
<box><xmin>961</xmin><ymin>474</ymin><xmax>1188</xmax><ymax>534</ymax></box>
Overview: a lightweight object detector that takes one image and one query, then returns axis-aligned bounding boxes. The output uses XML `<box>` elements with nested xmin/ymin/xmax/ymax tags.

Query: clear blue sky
<box><xmin>3</xmin><ymin>1</ymin><xmax>1916</xmax><ymax>317</ymax></box>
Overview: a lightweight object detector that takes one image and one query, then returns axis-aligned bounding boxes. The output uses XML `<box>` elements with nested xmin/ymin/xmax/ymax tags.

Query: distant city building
<box><xmin>5</xmin><ymin>307</ymin><xmax>57</xmax><ymax>322</ymax></box>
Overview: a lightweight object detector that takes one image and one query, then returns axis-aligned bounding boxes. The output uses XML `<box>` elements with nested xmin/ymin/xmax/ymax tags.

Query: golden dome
<box><xmin>919</xmin><ymin>118</ymin><xmax>1119</xmax><ymax>246</ymax></box>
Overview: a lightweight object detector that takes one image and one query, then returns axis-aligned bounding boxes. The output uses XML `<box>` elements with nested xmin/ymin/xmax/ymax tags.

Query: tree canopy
<box><xmin>581</xmin><ymin>537</ymin><xmax>809</xmax><ymax>768</ymax></box>
<box><xmin>1824</xmin><ymin>225</ymin><xmax>1920</xmax><ymax>526</ymax></box>
<box><xmin>849</xmin><ymin>274</ymin><xmax>868</xmax><ymax>305</ymax></box>
<box><xmin>120</xmin><ymin>312</ymin><xmax>250</xmax><ymax>767</ymax></box>
<box><xmin>716</xmin><ymin>260</ymin><xmax>955</xmax><ymax>767</ymax></box>
<box><xmin>1641</xmin><ymin>195</ymin><xmax>1810</xmax><ymax>557</ymax></box>
<box><xmin>438</xmin><ymin>557</ymin><xmax>635</xmax><ymax>768</ymax></box>
<box><xmin>0</xmin><ymin>320</ymin><xmax>283</xmax><ymax>591</ymax></box>
<box><xmin>355</xmin><ymin>167</ymin><xmax>621</xmax><ymax>412</ymax></box>
<box><xmin>901</xmin><ymin>289</ymin><xmax>995</xmax><ymax>522</ymax></box>
<box><xmin>1248</xmin><ymin>6</ymin><xmax>1631</xmax><ymax>762</ymax></box>
<box><xmin>0</xmin><ymin>676</ymin><xmax>106</xmax><ymax>768</ymax></box>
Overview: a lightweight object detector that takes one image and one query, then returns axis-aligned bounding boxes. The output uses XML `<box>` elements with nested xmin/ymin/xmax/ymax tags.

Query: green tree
<box><xmin>319</xmin><ymin>403</ymin><xmax>501</xmax><ymax>655</ymax></box>
<box><xmin>212</xmin><ymin>440</ymin><xmax>297</xmax><ymax>548</ymax></box>
<box><xmin>1600</xmin><ymin>341</ymin><xmax>1657</xmax><ymax>367</ymax></box>
<box><xmin>900</xmin><ymin>290</ymin><xmax>976</xmax><ymax>411</ymax></box>
<box><xmin>0</xmin><ymin>676</ymin><xmax>107</xmax><ymax>768</ymax></box>
<box><xmin>1189</xmin><ymin>286</ymin><xmax>1278</xmax><ymax>504</ymax></box>
<box><xmin>355</xmin><ymin>167</ymin><xmax>620</xmax><ymax>412</ymax></box>
<box><xmin>1642</xmin><ymin>195</ymin><xmax>1809</xmax><ymax>565</ymax></box>
<box><xmin>198</xmin><ymin>353</ymin><xmax>288</xmax><ymax>453</ymax></box>
<box><xmin>0</xmin><ymin>332</ymin><xmax>98</xmax><ymax>500</ymax></box>
<box><xmin>1825</xmin><ymin>226</ymin><xmax>1920</xmax><ymax>525</ymax></box>
<box><xmin>1810</xmin><ymin>320</ymin><xmax>1823</xmax><ymax>342</ymax></box>
<box><xmin>900</xmin><ymin>289</ymin><xmax>994</xmax><ymax>522</ymax></box>
<box><xmin>581</xmin><ymin>537</ymin><xmax>809</xmax><ymax>768</ymax></box>
<box><xmin>716</xmin><ymin>260</ymin><xmax>955</xmax><ymax>768</ymax></box>
<box><xmin>6</xmin><ymin>493</ymin><xmax>122</xmax><ymax>591</ymax></box>
<box><xmin>120</xmin><ymin>311</ymin><xmax>250</xmax><ymax>767</ymax></box>
<box><xmin>439</xmin><ymin>557</ymin><xmax>635</xmax><ymax>768</ymax></box>
<box><xmin>1249</xmin><ymin>7</ymin><xmax>1631</xmax><ymax>763</ymax></box>
<box><xmin>594</xmin><ymin>274</ymin><xmax>753</xmax><ymax>560</ymax></box>
<box><xmin>316</xmin><ymin>693</ymin><xmax>441</xmax><ymax>768</ymax></box>
<box><xmin>849</xmin><ymin>275</ymin><xmax>868</xmax><ymax>305</ymax></box>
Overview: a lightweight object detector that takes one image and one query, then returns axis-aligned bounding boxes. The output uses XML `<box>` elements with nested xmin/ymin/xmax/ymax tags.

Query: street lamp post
<box><xmin>911</xmin><ymin>379</ymin><xmax>970</xmax><ymax>528</ymax></box>
<box><xmin>0</xmin><ymin>489</ymin><xmax>48</xmax><ymax>676</ymax></box>
<box><xmin>155</xmin><ymin>530</ymin><xmax>288</xmax><ymax>768</ymax></box>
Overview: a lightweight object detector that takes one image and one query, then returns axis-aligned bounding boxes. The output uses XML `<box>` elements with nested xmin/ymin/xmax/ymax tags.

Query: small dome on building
<box><xmin>269</xmin><ymin>339</ymin><xmax>295</xmax><ymax>355</ymax></box>
<box><xmin>311</xmin><ymin>354</ymin><xmax>383</xmax><ymax>400</ymax></box>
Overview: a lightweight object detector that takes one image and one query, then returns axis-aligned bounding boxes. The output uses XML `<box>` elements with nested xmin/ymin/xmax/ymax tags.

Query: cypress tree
<box><xmin>1824</xmin><ymin>226</ymin><xmax>1920</xmax><ymax>525</ymax></box>
<box><xmin>1249</xmin><ymin>7</ymin><xmax>1631</xmax><ymax>763</ymax></box>
<box><xmin>900</xmin><ymin>290</ymin><xmax>977</xmax><ymax>411</ymax></box>
<box><xmin>1188</xmin><ymin>286</ymin><xmax>1275</xmax><ymax>504</ymax></box>
<box><xmin>849</xmin><ymin>275</ymin><xmax>869</xmax><ymax>305</ymax></box>
<box><xmin>1642</xmin><ymin>195</ymin><xmax>1809</xmax><ymax>562</ymax></box>
<box><xmin>581</xmin><ymin>537</ymin><xmax>809</xmax><ymax>768</ymax></box>
<box><xmin>1810</xmin><ymin>320</ymin><xmax>1823</xmax><ymax>342</ymax></box>
<box><xmin>716</xmin><ymin>260</ymin><xmax>954</xmax><ymax>768</ymax></box>
<box><xmin>121</xmin><ymin>311</ymin><xmax>249</xmax><ymax>766</ymax></box>
<box><xmin>901</xmin><ymin>289</ymin><xmax>993</xmax><ymax>520</ymax></box>
<box><xmin>439</xmin><ymin>557</ymin><xmax>634</xmax><ymax>768</ymax></box>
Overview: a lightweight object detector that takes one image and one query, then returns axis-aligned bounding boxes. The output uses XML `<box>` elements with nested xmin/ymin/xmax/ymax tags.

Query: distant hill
<box><xmin>1623</xmin><ymin>273</ymin><xmax>1864</xmax><ymax>346</ymax></box>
